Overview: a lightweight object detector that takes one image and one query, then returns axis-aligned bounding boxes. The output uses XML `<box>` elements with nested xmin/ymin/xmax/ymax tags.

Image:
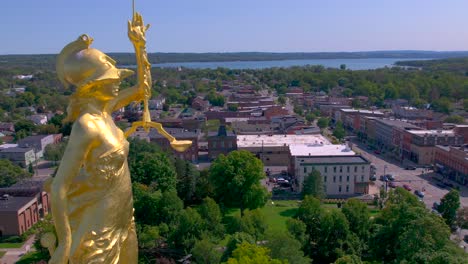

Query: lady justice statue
<box><xmin>45</xmin><ymin>4</ymin><xmax>191</xmax><ymax>263</ymax></box>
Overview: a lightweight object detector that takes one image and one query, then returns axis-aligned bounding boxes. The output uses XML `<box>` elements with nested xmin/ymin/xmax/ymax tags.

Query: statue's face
<box><xmin>95</xmin><ymin>80</ymin><xmax>121</xmax><ymax>100</ymax></box>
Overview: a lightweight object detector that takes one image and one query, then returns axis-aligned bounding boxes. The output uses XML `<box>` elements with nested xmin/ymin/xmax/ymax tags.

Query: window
<box><xmin>354</xmin><ymin>166</ymin><xmax>357</xmax><ymax>173</ymax></box>
<box><xmin>346</xmin><ymin>175</ymin><xmax>349</xmax><ymax>182</ymax></box>
<box><xmin>347</xmin><ymin>166</ymin><xmax>350</xmax><ymax>173</ymax></box>
<box><xmin>362</xmin><ymin>166</ymin><xmax>365</xmax><ymax>172</ymax></box>
<box><xmin>339</xmin><ymin>176</ymin><xmax>342</xmax><ymax>182</ymax></box>
<box><xmin>334</xmin><ymin>167</ymin><xmax>337</xmax><ymax>173</ymax></box>
<box><xmin>333</xmin><ymin>176</ymin><xmax>336</xmax><ymax>183</ymax></box>
<box><xmin>221</xmin><ymin>141</ymin><xmax>225</xmax><ymax>148</ymax></box>
<box><xmin>324</xmin><ymin>176</ymin><xmax>327</xmax><ymax>182</ymax></box>
<box><xmin>304</xmin><ymin>167</ymin><xmax>307</xmax><ymax>173</ymax></box>
<box><xmin>340</xmin><ymin>166</ymin><xmax>343</xmax><ymax>173</ymax></box>
<box><xmin>339</xmin><ymin>186</ymin><xmax>342</xmax><ymax>192</ymax></box>
<box><xmin>324</xmin><ymin>167</ymin><xmax>328</xmax><ymax>173</ymax></box>
<box><xmin>346</xmin><ymin>185</ymin><xmax>349</xmax><ymax>192</ymax></box>
<box><xmin>354</xmin><ymin>175</ymin><xmax>357</xmax><ymax>181</ymax></box>
<box><xmin>361</xmin><ymin>175</ymin><xmax>364</xmax><ymax>182</ymax></box>
<box><xmin>228</xmin><ymin>142</ymin><xmax>232</xmax><ymax>148</ymax></box>
<box><xmin>213</xmin><ymin>142</ymin><xmax>217</xmax><ymax>148</ymax></box>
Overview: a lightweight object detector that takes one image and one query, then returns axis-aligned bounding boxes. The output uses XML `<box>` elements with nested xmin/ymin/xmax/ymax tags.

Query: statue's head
<box><xmin>57</xmin><ymin>34</ymin><xmax>134</xmax><ymax>95</ymax></box>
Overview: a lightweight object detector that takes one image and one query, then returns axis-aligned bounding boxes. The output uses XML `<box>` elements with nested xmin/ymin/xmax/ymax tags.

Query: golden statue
<box><xmin>44</xmin><ymin>6</ymin><xmax>191</xmax><ymax>263</ymax></box>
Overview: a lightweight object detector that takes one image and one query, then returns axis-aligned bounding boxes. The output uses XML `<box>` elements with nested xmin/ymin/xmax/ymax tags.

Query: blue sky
<box><xmin>1</xmin><ymin>0</ymin><xmax>468</xmax><ymax>54</ymax></box>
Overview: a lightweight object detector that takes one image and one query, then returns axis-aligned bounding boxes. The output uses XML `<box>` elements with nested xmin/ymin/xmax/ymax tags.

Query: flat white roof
<box><xmin>408</xmin><ymin>130</ymin><xmax>455</xmax><ymax>136</ymax></box>
<box><xmin>289</xmin><ymin>144</ymin><xmax>355</xmax><ymax>156</ymax></box>
<box><xmin>0</xmin><ymin>144</ymin><xmax>18</xmax><ymax>149</ymax></box>
<box><xmin>237</xmin><ymin>134</ymin><xmax>330</xmax><ymax>147</ymax></box>
<box><xmin>341</xmin><ymin>108</ymin><xmax>384</xmax><ymax>115</ymax></box>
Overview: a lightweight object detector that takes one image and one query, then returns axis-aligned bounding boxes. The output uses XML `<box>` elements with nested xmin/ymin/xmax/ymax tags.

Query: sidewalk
<box><xmin>0</xmin><ymin>235</ymin><xmax>35</xmax><ymax>264</ymax></box>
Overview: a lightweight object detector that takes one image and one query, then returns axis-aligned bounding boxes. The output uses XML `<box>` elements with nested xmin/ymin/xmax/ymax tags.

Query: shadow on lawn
<box><xmin>279</xmin><ymin>208</ymin><xmax>298</xmax><ymax>217</ymax></box>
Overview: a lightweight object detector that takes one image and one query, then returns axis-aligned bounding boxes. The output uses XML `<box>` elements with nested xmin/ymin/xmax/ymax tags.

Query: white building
<box><xmin>289</xmin><ymin>144</ymin><xmax>372</xmax><ymax>197</ymax></box>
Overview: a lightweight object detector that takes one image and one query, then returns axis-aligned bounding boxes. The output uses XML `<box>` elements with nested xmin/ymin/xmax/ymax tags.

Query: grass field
<box><xmin>0</xmin><ymin>251</ymin><xmax>6</xmax><ymax>258</ymax></box>
<box><xmin>0</xmin><ymin>242</ymin><xmax>23</xmax><ymax>249</ymax></box>
<box><xmin>224</xmin><ymin>200</ymin><xmax>380</xmax><ymax>233</ymax></box>
<box><xmin>16</xmin><ymin>251</ymin><xmax>47</xmax><ymax>264</ymax></box>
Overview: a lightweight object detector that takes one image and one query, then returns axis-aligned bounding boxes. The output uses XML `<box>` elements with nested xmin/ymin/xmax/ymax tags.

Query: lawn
<box><xmin>16</xmin><ymin>251</ymin><xmax>48</xmax><ymax>264</ymax></box>
<box><xmin>0</xmin><ymin>251</ymin><xmax>5</xmax><ymax>258</ymax></box>
<box><xmin>0</xmin><ymin>242</ymin><xmax>23</xmax><ymax>248</ymax></box>
<box><xmin>224</xmin><ymin>200</ymin><xmax>380</xmax><ymax>233</ymax></box>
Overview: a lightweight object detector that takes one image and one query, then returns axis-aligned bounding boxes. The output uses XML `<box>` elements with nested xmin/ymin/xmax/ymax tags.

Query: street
<box><xmin>350</xmin><ymin>138</ymin><xmax>468</xmax><ymax>209</ymax></box>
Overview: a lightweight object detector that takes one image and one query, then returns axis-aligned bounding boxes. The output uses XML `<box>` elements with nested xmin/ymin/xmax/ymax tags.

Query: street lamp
<box><xmin>383</xmin><ymin>165</ymin><xmax>388</xmax><ymax>192</ymax></box>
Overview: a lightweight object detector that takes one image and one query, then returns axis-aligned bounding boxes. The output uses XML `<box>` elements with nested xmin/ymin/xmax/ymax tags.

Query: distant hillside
<box><xmin>395</xmin><ymin>57</ymin><xmax>468</xmax><ymax>74</ymax></box>
<box><xmin>2</xmin><ymin>51</ymin><xmax>468</xmax><ymax>70</ymax></box>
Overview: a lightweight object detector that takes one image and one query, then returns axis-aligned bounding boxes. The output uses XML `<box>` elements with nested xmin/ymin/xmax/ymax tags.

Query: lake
<box><xmin>150</xmin><ymin>58</ymin><xmax>431</xmax><ymax>70</ymax></box>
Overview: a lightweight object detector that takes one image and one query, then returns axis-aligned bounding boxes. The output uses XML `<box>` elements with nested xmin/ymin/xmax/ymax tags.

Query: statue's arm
<box><xmin>111</xmin><ymin>12</ymin><xmax>151</xmax><ymax>111</ymax></box>
<box><xmin>49</xmin><ymin>115</ymin><xmax>98</xmax><ymax>263</ymax></box>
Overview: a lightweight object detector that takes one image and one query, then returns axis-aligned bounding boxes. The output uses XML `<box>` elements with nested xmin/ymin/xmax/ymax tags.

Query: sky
<box><xmin>1</xmin><ymin>0</ymin><xmax>468</xmax><ymax>54</ymax></box>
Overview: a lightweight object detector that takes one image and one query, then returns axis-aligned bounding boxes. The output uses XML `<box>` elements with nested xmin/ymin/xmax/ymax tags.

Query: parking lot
<box><xmin>350</xmin><ymin>139</ymin><xmax>468</xmax><ymax>209</ymax></box>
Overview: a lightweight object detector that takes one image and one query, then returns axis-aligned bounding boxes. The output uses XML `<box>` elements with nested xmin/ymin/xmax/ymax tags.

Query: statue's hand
<box><xmin>128</xmin><ymin>12</ymin><xmax>150</xmax><ymax>46</ymax></box>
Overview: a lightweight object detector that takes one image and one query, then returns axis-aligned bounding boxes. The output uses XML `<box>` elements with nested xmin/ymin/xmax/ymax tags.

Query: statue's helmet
<box><xmin>56</xmin><ymin>34</ymin><xmax>134</xmax><ymax>93</ymax></box>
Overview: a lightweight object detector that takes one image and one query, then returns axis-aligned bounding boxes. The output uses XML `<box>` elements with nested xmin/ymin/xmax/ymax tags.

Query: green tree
<box><xmin>277</xmin><ymin>95</ymin><xmax>286</xmax><ymax>105</ymax></box>
<box><xmin>210</xmin><ymin>150</ymin><xmax>269</xmax><ymax>216</ymax></box>
<box><xmin>174</xmin><ymin>158</ymin><xmax>199</xmax><ymax>205</ymax></box>
<box><xmin>14</xmin><ymin>119</ymin><xmax>36</xmax><ymax>137</ymax></box>
<box><xmin>265</xmin><ymin>232</ymin><xmax>311</xmax><ymax>264</ymax></box>
<box><xmin>192</xmin><ymin>238</ymin><xmax>222</xmax><ymax>264</ymax></box>
<box><xmin>0</xmin><ymin>159</ymin><xmax>30</xmax><ymax>187</ymax></box>
<box><xmin>169</xmin><ymin>207</ymin><xmax>204</xmax><ymax>251</ymax></box>
<box><xmin>333</xmin><ymin>255</ymin><xmax>362</xmax><ymax>264</ymax></box>
<box><xmin>302</xmin><ymin>169</ymin><xmax>324</xmax><ymax>199</ymax></box>
<box><xmin>43</xmin><ymin>141</ymin><xmax>67</xmax><ymax>164</ymax></box>
<box><xmin>305</xmin><ymin>112</ymin><xmax>316</xmax><ymax>124</ymax></box>
<box><xmin>198</xmin><ymin>197</ymin><xmax>225</xmax><ymax>238</ymax></box>
<box><xmin>132</xmin><ymin>183</ymin><xmax>162</xmax><ymax>225</ymax></box>
<box><xmin>228</xmin><ymin>103</ymin><xmax>239</xmax><ymax>112</ymax></box>
<box><xmin>444</xmin><ymin>115</ymin><xmax>466</xmax><ymax>124</ymax></box>
<box><xmin>341</xmin><ymin>198</ymin><xmax>370</xmax><ymax>240</ymax></box>
<box><xmin>317</xmin><ymin>117</ymin><xmax>330</xmax><ymax>129</ymax></box>
<box><xmin>222</xmin><ymin>232</ymin><xmax>256</xmax><ymax>262</ymax></box>
<box><xmin>238</xmin><ymin>209</ymin><xmax>268</xmax><ymax>241</ymax></box>
<box><xmin>225</xmin><ymin>242</ymin><xmax>285</xmax><ymax>264</ymax></box>
<box><xmin>130</xmin><ymin>152</ymin><xmax>177</xmax><ymax>192</ymax></box>
<box><xmin>333</xmin><ymin>121</ymin><xmax>346</xmax><ymax>140</ymax></box>
<box><xmin>438</xmin><ymin>189</ymin><xmax>461</xmax><ymax>228</ymax></box>
<box><xmin>432</xmin><ymin>97</ymin><xmax>452</xmax><ymax>114</ymax></box>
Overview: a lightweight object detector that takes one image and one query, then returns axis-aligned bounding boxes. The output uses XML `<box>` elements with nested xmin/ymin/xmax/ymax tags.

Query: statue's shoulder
<box><xmin>73</xmin><ymin>113</ymin><xmax>101</xmax><ymax>139</ymax></box>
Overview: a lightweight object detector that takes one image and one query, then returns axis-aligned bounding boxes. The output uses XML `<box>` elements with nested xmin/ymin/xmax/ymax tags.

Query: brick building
<box><xmin>208</xmin><ymin>125</ymin><xmax>237</xmax><ymax>160</ymax></box>
<box><xmin>149</xmin><ymin>128</ymin><xmax>200</xmax><ymax>162</ymax></box>
<box><xmin>434</xmin><ymin>145</ymin><xmax>467</xmax><ymax>186</ymax></box>
<box><xmin>0</xmin><ymin>183</ymin><xmax>50</xmax><ymax>236</ymax></box>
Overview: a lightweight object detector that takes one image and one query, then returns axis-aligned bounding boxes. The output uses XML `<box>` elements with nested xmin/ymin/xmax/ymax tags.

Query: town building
<box><xmin>0</xmin><ymin>147</ymin><xmax>35</xmax><ymax>167</ymax></box>
<box><xmin>191</xmin><ymin>97</ymin><xmax>210</xmax><ymax>111</ymax></box>
<box><xmin>0</xmin><ymin>122</ymin><xmax>15</xmax><ymax>134</ymax></box>
<box><xmin>208</xmin><ymin>125</ymin><xmax>237</xmax><ymax>160</ymax></box>
<box><xmin>289</xmin><ymin>144</ymin><xmax>372</xmax><ymax>197</ymax></box>
<box><xmin>335</xmin><ymin>109</ymin><xmax>385</xmax><ymax>131</ymax></box>
<box><xmin>402</xmin><ymin>129</ymin><xmax>464</xmax><ymax>165</ymax></box>
<box><xmin>149</xmin><ymin>128</ymin><xmax>200</xmax><ymax>162</ymax></box>
<box><xmin>434</xmin><ymin>145</ymin><xmax>467</xmax><ymax>186</ymax></box>
<box><xmin>392</xmin><ymin>105</ymin><xmax>433</xmax><ymax>120</ymax></box>
<box><xmin>374</xmin><ymin>119</ymin><xmax>420</xmax><ymax>156</ymax></box>
<box><xmin>237</xmin><ymin>134</ymin><xmax>330</xmax><ymax>166</ymax></box>
<box><xmin>0</xmin><ymin>181</ymin><xmax>50</xmax><ymax>236</ymax></box>
<box><xmin>17</xmin><ymin>134</ymin><xmax>57</xmax><ymax>159</ymax></box>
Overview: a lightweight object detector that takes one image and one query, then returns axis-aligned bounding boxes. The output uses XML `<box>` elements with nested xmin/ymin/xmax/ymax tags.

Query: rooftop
<box><xmin>0</xmin><ymin>147</ymin><xmax>33</xmax><ymax>153</ymax></box>
<box><xmin>408</xmin><ymin>129</ymin><xmax>456</xmax><ymax>136</ymax></box>
<box><xmin>0</xmin><ymin>195</ymin><xmax>34</xmax><ymax>212</ymax></box>
<box><xmin>375</xmin><ymin>119</ymin><xmax>420</xmax><ymax>129</ymax></box>
<box><xmin>340</xmin><ymin>109</ymin><xmax>384</xmax><ymax>115</ymax></box>
<box><xmin>298</xmin><ymin>155</ymin><xmax>369</xmax><ymax>164</ymax></box>
<box><xmin>237</xmin><ymin>134</ymin><xmax>330</xmax><ymax>148</ymax></box>
<box><xmin>290</xmin><ymin>144</ymin><xmax>355</xmax><ymax>156</ymax></box>
<box><xmin>148</xmin><ymin>127</ymin><xmax>200</xmax><ymax>139</ymax></box>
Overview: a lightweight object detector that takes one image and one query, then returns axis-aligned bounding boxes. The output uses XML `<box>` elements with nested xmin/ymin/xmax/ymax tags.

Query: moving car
<box><xmin>379</xmin><ymin>175</ymin><xmax>388</xmax><ymax>182</ymax></box>
<box><xmin>405</xmin><ymin>166</ymin><xmax>417</xmax><ymax>170</ymax></box>
<box><xmin>389</xmin><ymin>182</ymin><xmax>397</xmax><ymax>188</ymax></box>
<box><xmin>403</xmin><ymin>184</ymin><xmax>412</xmax><ymax>191</ymax></box>
<box><xmin>414</xmin><ymin>190</ymin><xmax>425</xmax><ymax>198</ymax></box>
<box><xmin>386</xmin><ymin>174</ymin><xmax>395</xmax><ymax>181</ymax></box>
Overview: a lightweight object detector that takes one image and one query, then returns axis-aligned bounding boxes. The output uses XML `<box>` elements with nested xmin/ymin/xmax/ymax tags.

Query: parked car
<box><xmin>405</xmin><ymin>166</ymin><xmax>417</xmax><ymax>170</ymax></box>
<box><xmin>389</xmin><ymin>182</ymin><xmax>397</xmax><ymax>188</ymax></box>
<box><xmin>432</xmin><ymin>202</ymin><xmax>440</xmax><ymax>211</ymax></box>
<box><xmin>386</xmin><ymin>174</ymin><xmax>395</xmax><ymax>181</ymax></box>
<box><xmin>414</xmin><ymin>190</ymin><xmax>425</xmax><ymax>198</ymax></box>
<box><xmin>374</xmin><ymin>150</ymin><xmax>381</xmax><ymax>154</ymax></box>
<box><xmin>379</xmin><ymin>175</ymin><xmax>388</xmax><ymax>182</ymax></box>
<box><xmin>403</xmin><ymin>184</ymin><xmax>412</xmax><ymax>191</ymax></box>
<box><xmin>436</xmin><ymin>183</ymin><xmax>446</xmax><ymax>188</ymax></box>
<box><xmin>370</xmin><ymin>175</ymin><xmax>377</xmax><ymax>181</ymax></box>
